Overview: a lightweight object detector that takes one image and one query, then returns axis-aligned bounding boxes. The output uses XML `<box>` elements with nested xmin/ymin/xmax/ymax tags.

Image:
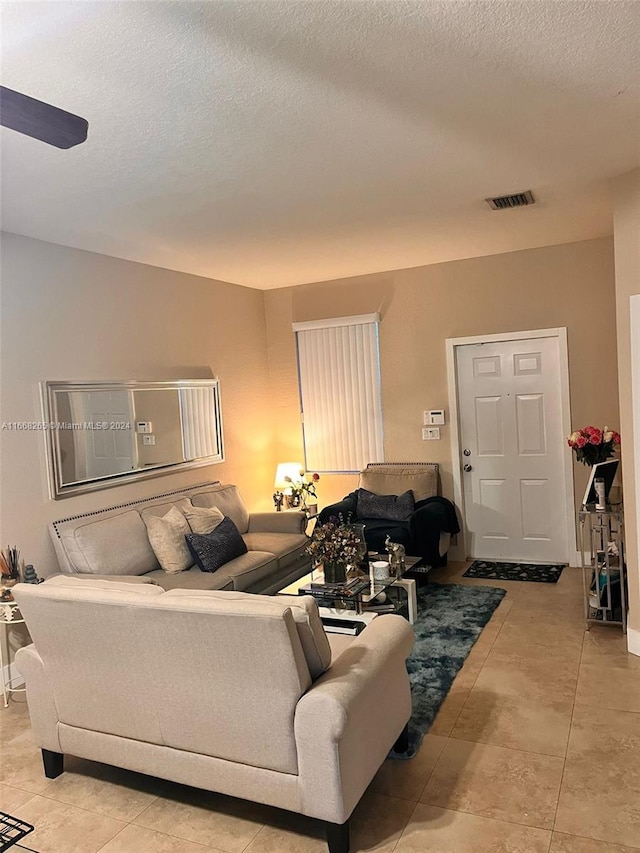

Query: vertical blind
<box><xmin>179</xmin><ymin>385</ymin><xmax>222</xmax><ymax>461</ymax></box>
<box><xmin>294</xmin><ymin>314</ymin><xmax>384</xmax><ymax>472</ymax></box>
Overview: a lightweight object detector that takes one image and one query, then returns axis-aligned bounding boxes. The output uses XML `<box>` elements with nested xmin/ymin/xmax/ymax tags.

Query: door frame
<box><xmin>446</xmin><ymin>327</ymin><xmax>578</xmax><ymax>565</ymax></box>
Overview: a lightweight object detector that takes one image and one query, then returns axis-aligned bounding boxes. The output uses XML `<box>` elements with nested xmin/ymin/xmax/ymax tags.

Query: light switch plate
<box><xmin>422</xmin><ymin>427</ymin><xmax>440</xmax><ymax>440</ymax></box>
<box><xmin>142</xmin><ymin>434</ymin><xmax>156</xmax><ymax>445</ymax></box>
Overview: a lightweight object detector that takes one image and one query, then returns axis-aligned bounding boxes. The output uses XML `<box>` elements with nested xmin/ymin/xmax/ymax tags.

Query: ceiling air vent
<box><xmin>486</xmin><ymin>190</ymin><xmax>535</xmax><ymax>210</ymax></box>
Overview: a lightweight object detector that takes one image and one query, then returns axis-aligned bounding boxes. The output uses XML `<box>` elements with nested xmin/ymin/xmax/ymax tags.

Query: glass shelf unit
<box><xmin>578</xmin><ymin>506</ymin><xmax>627</xmax><ymax>633</ymax></box>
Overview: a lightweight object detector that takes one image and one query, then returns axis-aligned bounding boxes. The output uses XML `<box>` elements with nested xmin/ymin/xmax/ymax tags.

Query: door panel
<box><xmin>516</xmin><ymin>394</ymin><xmax>546</xmax><ymax>455</ymax></box>
<box><xmin>520</xmin><ymin>479</ymin><xmax>550</xmax><ymax>539</ymax></box>
<box><xmin>457</xmin><ymin>335</ymin><xmax>568</xmax><ymax>562</ymax></box>
<box><xmin>479</xmin><ymin>479</ymin><xmax>509</xmax><ymax>537</ymax></box>
<box><xmin>475</xmin><ymin>396</ymin><xmax>504</xmax><ymax>455</ymax></box>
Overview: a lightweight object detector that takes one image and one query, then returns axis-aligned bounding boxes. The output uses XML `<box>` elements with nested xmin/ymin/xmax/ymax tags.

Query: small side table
<box><xmin>0</xmin><ymin>602</ymin><xmax>27</xmax><ymax>708</ymax></box>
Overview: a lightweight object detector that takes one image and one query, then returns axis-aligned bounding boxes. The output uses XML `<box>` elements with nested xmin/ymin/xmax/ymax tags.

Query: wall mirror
<box><xmin>42</xmin><ymin>379</ymin><xmax>224</xmax><ymax>499</ymax></box>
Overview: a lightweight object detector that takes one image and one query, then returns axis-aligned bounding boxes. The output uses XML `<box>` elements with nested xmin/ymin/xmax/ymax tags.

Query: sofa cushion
<box><xmin>359</xmin><ymin>466</ymin><xmax>437</xmax><ymax>502</ymax></box>
<box><xmin>139</xmin><ymin>498</ymin><xmax>193</xmax><ymax>523</ymax></box>
<box><xmin>165</xmin><ymin>589</ymin><xmax>331</xmax><ymax>680</ymax></box>
<box><xmin>145</xmin><ymin>567</ymin><xmax>234</xmax><ymax>591</ymax></box>
<box><xmin>191</xmin><ymin>484</ymin><xmax>250</xmax><ymax>534</ymax></box>
<box><xmin>72</xmin><ymin>511</ymin><xmax>159</xmax><ymax>576</ymax></box>
<box><xmin>211</xmin><ymin>551</ymin><xmax>279</xmax><ymax>592</ymax></box>
<box><xmin>274</xmin><ymin>594</ymin><xmax>332</xmax><ymax>678</ymax></box>
<box><xmin>356</xmin><ymin>488</ymin><xmax>415</xmax><ymax>522</ymax></box>
<box><xmin>242</xmin><ymin>531</ymin><xmax>309</xmax><ymax>570</ymax></box>
<box><xmin>186</xmin><ymin>517</ymin><xmax>248</xmax><ymax>573</ymax></box>
<box><xmin>183</xmin><ymin>504</ymin><xmax>225</xmax><ymax>535</ymax></box>
<box><xmin>144</xmin><ymin>507</ymin><xmax>193</xmax><ymax>574</ymax></box>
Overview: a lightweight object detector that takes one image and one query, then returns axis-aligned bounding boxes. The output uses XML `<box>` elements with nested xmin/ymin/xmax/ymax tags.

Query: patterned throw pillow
<box><xmin>356</xmin><ymin>488</ymin><xmax>415</xmax><ymax>522</ymax></box>
<box><xmin>185</xmin><ymin>516</ymin><xmax>248</xmax><ymax>573</ymax></box>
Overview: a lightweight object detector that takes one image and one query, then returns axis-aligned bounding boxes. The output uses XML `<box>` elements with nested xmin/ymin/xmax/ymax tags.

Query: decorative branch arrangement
<box><xmin>0</xmin><ymin>546</ymin><xmax>21</xmax><ymax>581</ymax></box>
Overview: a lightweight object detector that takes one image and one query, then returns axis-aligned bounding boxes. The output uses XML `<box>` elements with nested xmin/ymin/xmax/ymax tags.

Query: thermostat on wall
<box><xmin>423</xmin><ymin>410</ymin><xmax>445</xmax><ymax>426</ymax></box>
<box><xmin>136</xmin><ymin>421</ymin><xmax>152</xmax><ymax>433</ymax></box>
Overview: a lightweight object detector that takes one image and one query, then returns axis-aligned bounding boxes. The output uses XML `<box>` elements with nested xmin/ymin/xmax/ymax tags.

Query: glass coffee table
<box><xmin>279</xmin><ymin>555</ymin><xmax>420</xmax><ymax>625</ymax></box>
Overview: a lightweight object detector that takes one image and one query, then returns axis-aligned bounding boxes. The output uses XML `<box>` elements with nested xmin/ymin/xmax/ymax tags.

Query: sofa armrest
<box><xmin>15</xmin><ymin>645</ymin><xmax>62</xmax><ymax>752</ymax></box>
<box><xmin>317</xmin><ymin>493</ymin><xmax>358</xmax><ymax>525</ymax></box>
<box><xmin>409</xmin><ymin>497</ymin><xmax>460</xmax><ymax>566</ymax></box>
<box><xmin>248</xmin><ymin>512</ymin><xmax>307</xmax><ymax>534</ymax></box>
<box><xmin>294</xmin><ymin>615</ymin><xmax>413</xmax><ymax>824</ymax></box>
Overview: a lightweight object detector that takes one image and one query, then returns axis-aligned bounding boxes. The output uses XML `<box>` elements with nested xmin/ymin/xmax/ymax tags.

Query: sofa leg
<box><xmin>326</xmin><ymin>818</ymin><xmax>349</xmax><ymax>853</ymax></box>
<box><xmin>42</xmin><ymin>749</ymin><xmax>64</xmax><ymax>778</ymax></box>
<box><xmin>394</xmin><ymin>723</ymin><xmax>410</xmax><ymax>754</ymax></box>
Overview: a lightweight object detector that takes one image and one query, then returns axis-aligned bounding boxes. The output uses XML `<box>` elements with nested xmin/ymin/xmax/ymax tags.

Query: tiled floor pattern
<box><xmin>2</xmin><ymin>563</ymin><xmax>640</xmax><ymax>852</ymax></box>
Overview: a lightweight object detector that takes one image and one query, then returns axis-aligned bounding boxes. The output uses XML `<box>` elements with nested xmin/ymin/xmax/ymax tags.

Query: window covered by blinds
<box><xmin>178</xmin><ymin>385</ymin><xmax>223</xmax><ymax>461</ymax></box>
<box><xmin>293</xmin><ymin>314</ymin><xmax>384</xmax><ymax>472</ymax></box>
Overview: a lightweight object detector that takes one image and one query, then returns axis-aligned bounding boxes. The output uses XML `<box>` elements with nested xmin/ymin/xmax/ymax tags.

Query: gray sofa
<box><xmin>49</xmin><ymin>481</ymin><xmax>310</xmax><ymax>593</ymax></box>
<box><xmin>14</xmin><ymin>577</ymin><xmax>414</xmax><ymax>853</ymax></box>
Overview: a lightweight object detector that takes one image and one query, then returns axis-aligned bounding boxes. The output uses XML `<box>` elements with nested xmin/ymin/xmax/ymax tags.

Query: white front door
<box><xmin>78</xmin><ymin>390</ymin><xmax>137</xmax><ymax>479</ymax></box>
<box><xmin>456</xmin><ymin>335</ymin><xmax>569</xmax><ymax>562</ymax></box>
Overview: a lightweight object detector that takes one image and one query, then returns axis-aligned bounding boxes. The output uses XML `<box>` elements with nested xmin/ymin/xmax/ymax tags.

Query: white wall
<box><xmin>612</xmin><ymin>168</ymin><xmax>640</xmax><ymax>654</ymax></box>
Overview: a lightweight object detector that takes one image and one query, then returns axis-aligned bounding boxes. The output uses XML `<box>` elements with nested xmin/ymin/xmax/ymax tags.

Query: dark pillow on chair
<box><xmin>185</xmin><ymin>516</ymin><xmax>248</xmax><ymax>572</ymax></box>
<box><xmin>356</xmin><ymin>488</ymin><xmax>415</xmax><ymax>522</ymax></box>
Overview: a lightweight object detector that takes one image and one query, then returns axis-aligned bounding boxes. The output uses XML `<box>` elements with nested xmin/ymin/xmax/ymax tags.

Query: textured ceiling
<box><xmin>1</xmin><ymin>0</ymin><xmax>639</xmax><ymax>289</ymax></box>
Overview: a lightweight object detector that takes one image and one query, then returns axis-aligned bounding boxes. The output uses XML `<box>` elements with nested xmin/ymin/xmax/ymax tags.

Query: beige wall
<box><xmin>0</xmin><ymin>233</ymin><xmax>275</xmax><ymax>579</ymax></box>
<box><xmin>612</xmin><ymin>169</ymin><xmax>640</xmax><ymax>648</ymax></box>
<box><xmin>264</xmin><ymin>238</ymin><xmax>620</xmax><ymax>525</ymax></box>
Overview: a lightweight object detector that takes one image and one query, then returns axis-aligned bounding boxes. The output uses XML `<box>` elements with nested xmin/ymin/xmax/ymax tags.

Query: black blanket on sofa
<box><xmin>318</xmin><ymin>493</ymin><xmax>460</xmax><ymax>568</ymax></box>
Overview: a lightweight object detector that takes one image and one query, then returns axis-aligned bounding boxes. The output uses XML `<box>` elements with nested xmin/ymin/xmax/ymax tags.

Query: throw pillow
<box><xmin>186</xmin><ymin>516</ymin><xmax>248</xmax><ymax>573</ymax></box>
<box><xmin>144</xmin><ymin>506</ymin><xmax>193</xmax><ymax>574</ymax></box>
<box><xmin>183</xmin><ymin>504</ymin><xmax>225</xmax><ymax>535</ymax></box>
<box><xmin>356</xmin><ymin>488</ymin><xmax>415</xmax><ymax>522</ymax></box>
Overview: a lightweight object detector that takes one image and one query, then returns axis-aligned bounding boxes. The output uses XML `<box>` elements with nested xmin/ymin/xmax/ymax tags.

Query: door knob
<box><xmin>463</xmin><ymin>448</ymin><xmax>471</xmax><ymax>456</ymax></box>
<box><xmin>463</xmin><ymin>464</ymin><xmax>473</xmax><ymax>472</ymax></box>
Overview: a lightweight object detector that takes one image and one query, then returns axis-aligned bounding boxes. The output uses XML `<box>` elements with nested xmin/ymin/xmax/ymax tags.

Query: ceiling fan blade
<box><xmin>0</xmin><ymin>86</ymin><xmax>88</xmax><ymax>149</ymax></box>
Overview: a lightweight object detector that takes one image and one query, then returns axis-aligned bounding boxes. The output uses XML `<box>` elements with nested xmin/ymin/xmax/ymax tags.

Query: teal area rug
<box><xmin>394</xmin><ymin>582</ymin><xmax>506</xmax><ymax>758</ymax></box>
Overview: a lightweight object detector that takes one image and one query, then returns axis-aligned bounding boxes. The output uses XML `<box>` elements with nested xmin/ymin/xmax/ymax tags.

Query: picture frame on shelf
<box><xmin>582</xmin><ymin>459</ymin><xmax>619</xmax><ymax>507</ymax></box>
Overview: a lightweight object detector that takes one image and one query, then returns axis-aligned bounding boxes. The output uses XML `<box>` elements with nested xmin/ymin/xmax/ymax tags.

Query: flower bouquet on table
<box><xmin>306</xmin><ymin>517</ymin><xmax>363</xmax><ymax>584</ymax></box>
<box><xmin>567</xmin><ymin>426</ymin><xmax>620</xmax><ymax>466</ymax></box>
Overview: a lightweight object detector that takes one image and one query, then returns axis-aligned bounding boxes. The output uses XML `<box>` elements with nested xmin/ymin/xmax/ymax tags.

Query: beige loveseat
<box><xmin>49</xmin><ymin>481</ymin><xmax>310</xmax><ymax>593</ymax></box>
<box><xmin>13</xmin><ymin>577</ymin><xmax>414</xmax><ymax>853</ymax></box>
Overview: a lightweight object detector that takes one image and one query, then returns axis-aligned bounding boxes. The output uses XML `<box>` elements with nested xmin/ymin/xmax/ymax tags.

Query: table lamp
<box><xmin>273</xmin><ymin>462</ymin><xmax>303</xmax><ymax>511</ymax></box>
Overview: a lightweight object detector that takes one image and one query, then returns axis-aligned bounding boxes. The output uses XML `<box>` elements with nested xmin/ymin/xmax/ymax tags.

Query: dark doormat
<box><xmin>463</xmin><ymin>560</ymin><xmax>566</xmax><ymax>583</ymax></box>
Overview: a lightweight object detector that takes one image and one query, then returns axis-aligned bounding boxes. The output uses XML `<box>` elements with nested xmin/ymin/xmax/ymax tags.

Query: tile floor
<box><xmin>2</xmin><ymin>563</ymin><xmax>640</xmax><ymax>852</ymax></box>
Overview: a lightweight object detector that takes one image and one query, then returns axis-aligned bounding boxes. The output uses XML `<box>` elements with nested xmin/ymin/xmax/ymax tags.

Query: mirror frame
<box><xmin>42</xmin><ymin>379</ymin><xmax>224</xmax><ymax>499</ymax></box>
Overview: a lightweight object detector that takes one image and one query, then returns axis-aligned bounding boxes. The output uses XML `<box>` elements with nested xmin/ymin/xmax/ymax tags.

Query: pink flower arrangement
<box><xmin>567</xmin><ymin>425</ymin><xmax>620</xmax><ymax>466</ymax></box>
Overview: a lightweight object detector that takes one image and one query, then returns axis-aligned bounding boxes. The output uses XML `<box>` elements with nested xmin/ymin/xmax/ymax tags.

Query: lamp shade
<box><xmin>274</xmin><ymin>462</ymin><xmax>303</xmax><ymax>490</ymax></box>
